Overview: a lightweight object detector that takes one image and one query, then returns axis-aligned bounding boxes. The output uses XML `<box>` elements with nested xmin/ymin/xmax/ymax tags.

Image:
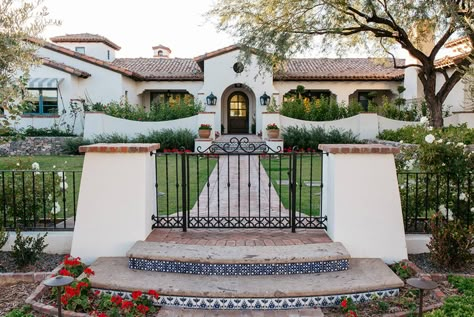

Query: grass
<box><xmin>156</xmin><ymin>154</ymin><xmax>217</xmax><ymax>216</ymax></box>
<box><xmin>260</xmin><ymin>153</ymin><xmax>322</xmax><ymax>217</ymax></box>
<box><xmin>0</xmin><ymin>155</ymin><xmax>85</xmax><ymax>170</ymax></box>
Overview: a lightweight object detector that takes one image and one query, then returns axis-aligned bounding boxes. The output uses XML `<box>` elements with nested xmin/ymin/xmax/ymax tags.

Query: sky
<box><xmin>41</xmin><ymin>0</ymin><xmax>238</xmax><ymax>59</ymax></box>
<box><xmin>40</xmin><ymin>0</ymin><xmax>399</xmax><ymax>59</ymax></box>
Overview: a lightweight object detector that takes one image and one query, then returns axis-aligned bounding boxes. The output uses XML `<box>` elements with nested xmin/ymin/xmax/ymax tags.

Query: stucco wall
<box><xmin>56</xmin><ymin>42</ymin><xmax>116</xmax><ymax>62</ymax></box>
<box><xmin>83</xmin><ymin>112</ymin><xmax>199</xmax><ymax>139</ymax></box>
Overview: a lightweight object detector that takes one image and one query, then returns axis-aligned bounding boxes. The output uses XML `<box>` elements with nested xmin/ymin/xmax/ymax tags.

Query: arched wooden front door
<box><xmin>227</xmin><ymin>92</ymin><xmax>249</xmax><ymax>134</ymax></box>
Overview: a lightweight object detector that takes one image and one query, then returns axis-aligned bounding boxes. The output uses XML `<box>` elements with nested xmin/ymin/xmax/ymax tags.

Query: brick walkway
<box><xmin>190</xmin><ymin>155</ymin><xmax>286</xmax><ymax>218</ymax></box>
<box><xmin>146</xmin><ymin>228</ymin><xmax>332</xmax><ymax>246</ymax></box>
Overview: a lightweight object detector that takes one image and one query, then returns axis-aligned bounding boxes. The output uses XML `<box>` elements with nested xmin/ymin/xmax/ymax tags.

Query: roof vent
<box><xmin>153</xmin><ymin>45</ymin><xmax>171</xmax><ymax>58</ymax></box>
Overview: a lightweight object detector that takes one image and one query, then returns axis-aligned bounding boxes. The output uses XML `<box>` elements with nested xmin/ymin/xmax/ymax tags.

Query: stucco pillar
<box><xmin>319</xmin><ymin>144</ymin><xmax>408</xmax><ymax>263</ymax></box>
<box><xmin>71</xmin><ymin>143</ymin><xmax>159</xmax><ymax>264</ymax></box>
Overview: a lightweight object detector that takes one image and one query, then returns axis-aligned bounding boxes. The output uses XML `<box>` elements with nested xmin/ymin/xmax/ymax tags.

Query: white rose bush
<box><xmin>0</xmin><ymin>158</ymin><xmax>72</xmax><ymax>229</ymax></box>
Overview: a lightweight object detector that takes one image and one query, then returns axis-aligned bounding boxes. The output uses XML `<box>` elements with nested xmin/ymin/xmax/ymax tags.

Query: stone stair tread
<box><xmin>127</xmin><ymin>241</ymin><xmax>350</xmax><ymax>264</ymax></box>
<box><xmin>89</xmin><ymin>257</ymin><xmax>403</xmax><ymax>298</ymax></box>
<box><xmin>157</xmin><ymin>307</ymin><xmax>324</xmax><ymax>316</ymax></box>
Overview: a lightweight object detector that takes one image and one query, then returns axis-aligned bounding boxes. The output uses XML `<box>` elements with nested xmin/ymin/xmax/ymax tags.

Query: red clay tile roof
<box><xmin>194</xmin><ymin>44</ymin><xmax>242</xmax><ymax>63</ymax></box>
<box><xmin>27</xmin><ymin>38</ymin><xmax>143</xmax><ymax>80</ymax></box>
<box><xmin>444</xmin><ymin>36</ymin><xmax>471</xmax><ymax>48</ymax></box>
<box><xmin>435</xmin><ymin>52</ymin><xmax>472</xmax><ymax>68</ymax></box>
<box><xmin>41</xmin><ymin>58</ymin><xmax>91</xmax><ymax>78</ymax></box>
<box><xmin>152</xmin><ymin>44</ymin><xmax>171</xmax><ymax>52</ymax></box>
<box><xmin>112</xmin><ymin>58</ymin><xmax>203</xmax><ymax>80</ymax></box>
<box><xmin>50</xmin><ymin>33</ymin><xmax>121</xmax><ymax>50</ymax></box>
<box><xmin>274</xmin><ymin>58</ymin><xmax>405</xmax><ymax>81</ymax></box>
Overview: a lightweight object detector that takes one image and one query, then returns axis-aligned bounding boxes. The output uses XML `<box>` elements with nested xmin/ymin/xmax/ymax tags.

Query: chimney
<box><xmin>152</xmin><ymin>45</ymin><xmax>171</xmax><ymax>58</ymax></box>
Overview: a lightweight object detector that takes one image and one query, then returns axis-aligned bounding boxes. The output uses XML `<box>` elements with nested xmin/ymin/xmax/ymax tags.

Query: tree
<box><xmin>210</xmin><ymin>0</ymin><xmax>474</xmax><ymax>127</ymax></box>
<box><xmin>0</xmin><ymin>0</ymin><xmax>58</xmax><ymax>134</ymax></box>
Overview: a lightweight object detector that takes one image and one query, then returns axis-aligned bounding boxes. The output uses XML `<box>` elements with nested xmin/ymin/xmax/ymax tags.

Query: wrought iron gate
<box><xmin>151</xmin><ymin>137</ymin><xmax>327</xmax><ymax>232</ymax></box>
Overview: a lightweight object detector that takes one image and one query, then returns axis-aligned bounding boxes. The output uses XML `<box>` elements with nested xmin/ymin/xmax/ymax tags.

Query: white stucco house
<box><xmin>7</xmin><ymin>33</ymin><xmax>473</xmax><ymax>135</ymax></box>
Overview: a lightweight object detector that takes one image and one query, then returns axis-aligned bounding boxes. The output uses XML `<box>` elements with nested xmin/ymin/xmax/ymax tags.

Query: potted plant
<box><xmin>198</xmin><ymin>123</ymin><xmax>212</xmax><ymax>138</ymax></box>
<box><xmin>266</xmin><ymin>123</ymin><xmax>280</xmax><ymax>139</ymax></box>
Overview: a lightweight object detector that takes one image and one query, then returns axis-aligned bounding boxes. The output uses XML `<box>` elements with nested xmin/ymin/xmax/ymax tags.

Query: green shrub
<box><xmin>282</xmin><ymin>126</ymin><xmax>362</xmax><ymax>150</ymax></box>
<box><xmin>448</xmin><ymin>275</ymin><xmax>474</xmax><ymax>295</ymax></box>
<box><xmin>379</xmin><ymin>123</ymin><xmax>474</xmax><ymax>144</ymax></box>
<box><xmin>11</xmin><ymin>229</ymin><xmax>48</xmax><ymax>268</ymax></box>
<box><xmin>428</xmin><ymin>213</ymin><xmax>474</xmax><ymax>269</ymax></box>
<box><xmin>5</xmin><ymin>305</ymin><xmax>35</xmax><ymax>317</ymax></box>
<box><xmin>0</xmin><ymin>227</ymin><xmax>8</xmax><ymax>249</ymax></box>
<box><xmin>22</xmin><ymin>126</ymin><xmax>75</xmax><ymax>137</ymax></box>
<box><xmin>0</xmin><ymin>159</ymin><xmax>67</xmax><ymax>227</ymax></box>
<box><xmin>93</xmin><ymin>133</ymin><xmax>129</xmax><ymax>143</ymax></box>
<box><xmin>390</xmin><ymin>261</ymin><xmax>413</xmax><ymax>279</ymax></box>
<box><xmin>97</xmin><ymin>99</ymin><xmax>204</xmax><ymax>122</ymax></box>
<box><xmin>62</xmin><ymin>137</ymin><xmax>92</xmax><ymax>155</ymax></box>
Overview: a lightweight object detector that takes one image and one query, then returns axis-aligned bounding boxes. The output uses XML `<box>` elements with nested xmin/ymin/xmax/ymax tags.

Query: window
<box><xmin>25</xmin><ymin>89</ymin><xmax>58</xmax><ymax>114</ymax></box>
<box><xmin>107</xmin><ymin>50</ymin><xmax>110</xmax><ymax>60</ymax></box>
<box><xmin>157</xmin><ymin>50</ymin><xmax>163</xmax><ymax>56</ymax></box>
<box><xmin>358</xmin><ymin>92</ymin><xmax>377</xmax><ymax>111</ymax></box>
<box><xmin>150</xmin><ymin>91</ymin><xmax>193</xmax><ymax>106</ymax></box>
<box><xmin>229</xmin><ymin>94</ymin><xmax>247</xmax><ymax>117</ymax></box>
<box><xmin>75</xmin><ymin>47</ymin><xmax>85</xmax><ymax>54</ymax></box>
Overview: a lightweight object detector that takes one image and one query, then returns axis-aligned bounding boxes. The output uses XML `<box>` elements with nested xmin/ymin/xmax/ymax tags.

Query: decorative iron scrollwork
<box><xmin>196</xmin><ymin>137</ymin><xmax>282</xmax><ymax>154</ymax></box>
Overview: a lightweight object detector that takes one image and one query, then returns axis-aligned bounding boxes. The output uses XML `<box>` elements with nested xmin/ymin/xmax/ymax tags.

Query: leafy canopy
<box><xmin>0</xmin><ymin>0</ymin><xmax>59</xmax><ymax>133</ymax></box>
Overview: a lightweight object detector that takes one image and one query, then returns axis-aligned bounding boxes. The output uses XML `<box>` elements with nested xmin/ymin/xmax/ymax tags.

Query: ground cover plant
<box><xmin>425</xmin><ymin>276</ymin><xmax>474</xmax><ymax>317</ymax></box>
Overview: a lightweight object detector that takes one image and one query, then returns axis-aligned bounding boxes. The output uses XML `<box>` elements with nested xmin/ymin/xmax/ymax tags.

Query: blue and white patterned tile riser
<box><xmin>93</xmin><ymin>288</ymin><xmax>399</xmax><ymax>310</ymax></box>
<box><xmin>128</xmin><ymin>258</ymin><xmax>349</xmax><ymax>275</ymax></box>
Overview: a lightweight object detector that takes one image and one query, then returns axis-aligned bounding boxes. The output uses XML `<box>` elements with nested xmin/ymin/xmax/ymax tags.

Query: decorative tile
<box><xmin>92</xmin><ymin>288</ymin><xmax>399</xmax><ymax>310</ymax></box>
<box><xmin>128</xmin><ymin>258</ymin><xmax>349</xmax><ymax>275</ymax></box>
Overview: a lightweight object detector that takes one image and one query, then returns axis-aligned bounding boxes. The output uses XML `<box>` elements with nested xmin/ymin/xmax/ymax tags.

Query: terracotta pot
<box><xmin>267</xmin><ymin>129</ymin><xmax>280</xmax><ymax>139</ymax></box>
<box><xmin>198</xmin><ymin>129</ymin><xmax>211</xmax><ymax>138</ymax></box>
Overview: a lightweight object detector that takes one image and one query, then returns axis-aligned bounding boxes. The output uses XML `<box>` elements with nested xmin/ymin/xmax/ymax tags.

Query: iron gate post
<box><xmin>291</xmin><ymin>149</ymin><xmax>298</xmax><ymax>232</ymax></box>
<box><xmin>181</xmin><ymin>150</ymin><xmax>187</xmax><ymax>232</ymax></box>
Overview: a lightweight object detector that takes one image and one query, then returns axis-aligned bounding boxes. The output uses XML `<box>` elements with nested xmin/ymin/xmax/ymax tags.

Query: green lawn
<box><xmin>0</xmin><ymin>155</ymin><xmax>85</xmax><ymax>170</ymax></box>
<box><xmin>155</xmin><ymin>154</ymin><xmax>217</xmax><ymax>216</ymax></box>
<box><xmin>260</xmin><ymin>154</ymin><xmax>322</xmax><ymax>217</ymax></box>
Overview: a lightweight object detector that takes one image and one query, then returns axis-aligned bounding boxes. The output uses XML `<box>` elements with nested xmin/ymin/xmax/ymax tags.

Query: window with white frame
<box><xmin>75</xmin><ymin>47</ymin><xmax>85</xmax><ymax>54</ymax></box>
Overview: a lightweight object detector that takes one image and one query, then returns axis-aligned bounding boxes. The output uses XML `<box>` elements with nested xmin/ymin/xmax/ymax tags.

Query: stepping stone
<box><xmin>304</xmin><ymin>181</ymin><xmax>321</xmax><ymax>187</ymax></box>
<box><xmin>276</xmin><ymin>180</ymin><xmax>290</xmax><ymax>185</ymax></box>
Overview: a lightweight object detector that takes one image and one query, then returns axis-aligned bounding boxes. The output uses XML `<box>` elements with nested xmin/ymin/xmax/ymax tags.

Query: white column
<box><xmin>70</xmin><ymin>143</ymin><xmax>159</xmax><ymax>264</ymax></box>
<box><xmin>319</xmin><ymin>144</ymin><xmax>408</xmax><ymax>263</ymax></box>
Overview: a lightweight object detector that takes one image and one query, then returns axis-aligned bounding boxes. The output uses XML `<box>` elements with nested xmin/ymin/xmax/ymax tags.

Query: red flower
<box><xmin>111</xmin><ymin>295</ymin><xmax>123</xmax><ymax>305</ymax></box>
<box><xmin>61</xmin><ymin>294</ymin><xmax>69</xmax><ymax>306</ymax></box>
<box><xmin>148</xmin><ymin>289</ymin><xmax>159</xmax><ymax>299</ymax></box>
<box><xmin>59</xmin><ymin>269</ymin><xmax>72</xmax><ymax>276</ymax></box>
<box><xmin>76</xmin><ymin>281</ymin><xmax>89</xmax><ymax>289</ymax></box>
<box><xmin>132</xmin><ymin>290</ymin><xmax>143</xmax><ymax>300</ymax></box>
<box><xmin>97</xmin><ymin>313</ymin><xmax>108</xmax><ymax>317</ymax></box>
<box><xmin>65</xmin><ymin>286</ymin><xmax>79</xmax><ymax>297</ymax></box>
<box><xmin>346</xmin><ymin>311</ymin><xmax>358</xmax><ymax>317</ymax></box>
<box><xmin>137</xmin><ymin>304</ymin><xmax>150</xmax><ymax>314</ymax></box>
<box><xmin>121</xmin><ymin>300</ymin><xmax>134</xmax><ymax>310</ymax></box>
<box><xmin>341</xmin><ymin>299</ymin><xmax>348</xmax><ymax>308</ymax></box>
<box><xmin>94</xmin><ymin>290</ymin><xmax>101</xmax><ymax>296</ymax></box>
<box><xmin>84</xmin><ymin>267</ymin><xmax>95</xmax><ymax>276</ymax></box>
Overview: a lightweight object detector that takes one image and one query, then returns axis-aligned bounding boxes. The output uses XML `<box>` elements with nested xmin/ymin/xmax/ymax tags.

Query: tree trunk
<box><xmin>420</xmin><ymin>70</ymin><xmax>444</xmax><ymax>128</ymax></box>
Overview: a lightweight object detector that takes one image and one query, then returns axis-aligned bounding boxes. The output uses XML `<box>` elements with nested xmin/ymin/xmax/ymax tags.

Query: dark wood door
<box><xmin>228</xmin><ymin>92</ymin><xmax>249</xmax><ymax>134</ymax></box>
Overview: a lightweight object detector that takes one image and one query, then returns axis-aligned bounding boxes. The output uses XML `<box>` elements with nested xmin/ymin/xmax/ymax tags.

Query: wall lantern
<box><xmin>260</xmin><ymin>92</ymin><xmax>270</xmax><ymax>106</ymax></box>
<box><xmin>206</xmin><ymin>92</ymin><xmax>217</xmax><ymax>106</ymax></box>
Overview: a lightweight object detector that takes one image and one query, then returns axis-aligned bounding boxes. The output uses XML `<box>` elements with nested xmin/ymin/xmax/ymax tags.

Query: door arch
<box><xmin>227</xmin><ymin>92</ymin><xmax>249</xmax><ymax>134</ymax></box>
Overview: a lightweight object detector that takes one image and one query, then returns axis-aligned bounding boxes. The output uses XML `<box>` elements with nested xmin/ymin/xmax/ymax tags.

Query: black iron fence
<box><xmin>0</xmin><ymin>170</ymin><xmax>81</xmax><ymax>231</ymax></box>
<box><xmin>398</xmin><ymin>172</ymin><xmax>473</xmax><ymax>233</ymax></box>
<box><xmin>152</xmin><ymin>137</ymin><xmax>327</xmax><ymax>231</ymax></box>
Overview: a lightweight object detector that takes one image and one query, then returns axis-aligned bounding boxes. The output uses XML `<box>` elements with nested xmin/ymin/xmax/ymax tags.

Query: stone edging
<box><xmin>0</xmin><ymin>272</ymin><xmax>51</xmax><ymax>285</ymax></box>
<box><xmin>25</xmin><ymin>264</ymin><xmax>90</xmax><ymax>317</ymax></box>
<box><xmin>381</xmin><ymin>260</ymin><xmax>474</xmax><ymax>317</ymax></box>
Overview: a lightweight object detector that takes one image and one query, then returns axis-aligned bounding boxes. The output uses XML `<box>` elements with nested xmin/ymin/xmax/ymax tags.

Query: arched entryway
<box><xmin>227</xmin><ymin>92</ymin><xmax>249</xmax><ymax>134</ymax></box>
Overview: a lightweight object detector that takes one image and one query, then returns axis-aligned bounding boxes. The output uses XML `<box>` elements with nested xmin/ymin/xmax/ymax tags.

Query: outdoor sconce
<box><xmin>206</xmin><ymin>92</ymin><xmax>217</xmax><ymax>106</ymax></box>
<box><xmin>260</xmin><ymin>92</ymin><xmax>270</xmax><ymax>106</ymax></box>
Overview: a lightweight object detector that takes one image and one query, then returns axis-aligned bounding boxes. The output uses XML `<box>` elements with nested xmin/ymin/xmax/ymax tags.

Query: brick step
<box><xmin>89</xmin><ymin>258</ymin><xmax>403</xmax><ymax>310</ymax></box>
<box><xmin>126</xmin><ymin>241</ymin><xmax>350</xmax><ymax>275</ymax></box>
